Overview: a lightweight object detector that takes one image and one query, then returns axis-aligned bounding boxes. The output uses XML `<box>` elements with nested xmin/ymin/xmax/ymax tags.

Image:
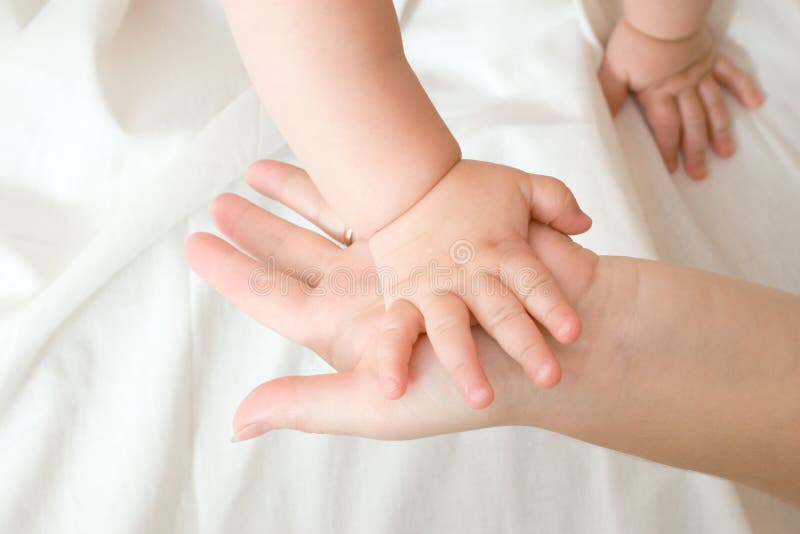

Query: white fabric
<box><xmin>1</xmin><ymin>0</ymin><xmax>798</xmax><ymax>531</ymax></box>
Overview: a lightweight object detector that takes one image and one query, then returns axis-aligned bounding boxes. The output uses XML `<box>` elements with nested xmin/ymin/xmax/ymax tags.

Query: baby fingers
<box><xmin>498</xmin><ymin>247</ymin><xmax>582</xmax><ymax>346</ymax></box>
<box><xmin>376</xmin><ymin>299</ymin><xmax>424</xmax><ymax>399</ymax></box>
<box><xmin>519</xmin><ymin>173</ymin><xmax>592</xmax><ymax>236</ymax></box>
<box><xmin>418</xmin><ymin>293</ymin><xmax>494</xmax><ymax>409</ymax></box>
<box><xmin>713</xmin><ymin>55</ymin><xmax>765</xmax><ymax>110</ymax></box>
<box><xmin>698</xmin><ymin>76</ymin><xmax>734</xmax><ymax>158</ymax></box>
<box><xmin>462</xmin><ymin>283</ymin><xmax>561</xmax><ymax>389</ymax></box>
<box><xmin>642</xmin><ymin>95</ymin><xmax>681</xmax><ymax>172</ymax></box>
<box><xmin>678</xmin><ymin>89</ymin><xmax>709</xmax><ymax>180</ymax></box>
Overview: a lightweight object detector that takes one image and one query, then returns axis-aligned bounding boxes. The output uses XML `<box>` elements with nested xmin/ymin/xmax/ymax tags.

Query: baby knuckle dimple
<box><xmin>495</xmin><ymin>245</ymin><xmax>520</xmax><ymax>268</ymax></box>
<box><xmin>647</xmin><ymin>105</ymin><xmax>679</xmax><ymax>128</ymax></box>
<box><xmin>689</xmin><ymin>57</ymin><xmax>714</xmax><ymax>83</ymax></box>
<box><xmin>379</xmin><ymin>323</ymin><xmax>404</xmax><ymax>340</ymax></box>
<box><xmin>683</xmin><ymin>113</ymin><xmax>707</xmax><ymax>128</ymax></box>
<box><xmin>523</xmin><ymin>274</ymin><xmax>554</xmax><ymax>302</ymax></box>
<box><xmin>517</xmin><ymin>343</ymin><xmax>545</xmax><ymax>370</ymax></box>
<box><xmin>486</xmin><ymin>304</ymin><xmax>524</xmax><ymax>331</ymax></box>
<box><xmin>449</xmin><ymin>359</ymin><xmax>474</xmax><ymax>381</ymax></box>
<box><xmin>702</xmin><ymin>93</ymin><xmax>724</xmax><ymax>110</ymax></box>
<box><xmin>429</xmin><ymin>314</ymin><xmax>462</xmax><ymax>337</ymax></box>
<box><xmin>661</xmin><ymin>147</ymin><xmax>679</xmax><ymax>161</ymax></box>
<box><xmin>511</xmin><ymin>266</ymin><xmax>540</xmax><ymax>298</ymax></box>
<box><xmin>653</xmin><ymin>113</ymin><xmax>681</xmax><ymax>130</ymax></box>
<box><xmin>378</xmin><ymin>328</ymin><xmax>405</xmax><ymax>359</ymax></box>
<box><xmin>684</xmin><ymin>143</ymin><xmax>708</xmax><ymax>160</ymax></box>
<box><xmin>713</xmin><ymin>123</ymin><xmax>731</xmax><ymax>136</ymax></box>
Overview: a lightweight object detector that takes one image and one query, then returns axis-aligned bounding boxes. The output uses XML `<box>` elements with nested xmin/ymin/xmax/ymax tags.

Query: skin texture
<box><xmin>185</xmin><ymin>160</ymin><xmax>800</xmax><ymax>506</ymax></box>
<box><xmin>223</xmin><ymin>0</ymin><xmax>459</xmax><ymax>237</ymax></box>
<box><xmin>212</xmin><ymin>0</ymin><xmax>797</xmax><ymax>505</ymax></box>
<box><xmin>223</xmin><ymin>0</ymin><xmax>592</xmax><ymax>408</ymax></box>
<box><xmin>367</xmin><ymin>160</ymin><xmax>592</xmax><ymax>406</ymax></box>
<box><xmin>623</xmin><ymin>0</ymin><xmax>713</xmax><ymax>40</ymax></box>
<box><xmin>599</xmin><ymin>15</ymin><xmax>765</xmax><ymax>179</ymax></box>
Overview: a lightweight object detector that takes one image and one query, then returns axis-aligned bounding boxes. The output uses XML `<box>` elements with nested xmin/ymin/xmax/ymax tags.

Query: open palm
<box><xmin>185</xmin><ymin>160</ymin><xmax>601</xmax><ymax>442</ymax></box>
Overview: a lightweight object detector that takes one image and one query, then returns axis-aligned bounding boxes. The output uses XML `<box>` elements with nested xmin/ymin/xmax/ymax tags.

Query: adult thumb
<box><xmin>231</xmin><ymin>371</ymin><xmax>390</xmax><ymax>442</ymax></box>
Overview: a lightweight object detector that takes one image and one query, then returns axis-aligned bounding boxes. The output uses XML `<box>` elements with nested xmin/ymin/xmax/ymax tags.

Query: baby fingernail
<box><xmin>717</xmin><ymin>138</ymin><xmax>735</xmax><ymax>156</ymax></box>
<box><xmin>382</xmin><ymin>377</ymin><xmax>402</xmax><ymax>396</ymax></box>
<box><xmin>468</xmin><ymin>385</ymin><xmax>492</xmax><ymax>407</ymax></box>
<box><xmin>689</xmin><ymin>161</ymin><xmax>706</xmax><ymax>178</ymax></box>
<box><xmin>558</xmin><ymin>319</ymin><xmax>574</xmax><ymax>340</ymax></box>
<box><xmin>231</xmin><ymin>422</ymin><xmax>272</xmax><ymax>443</ymax></box>
<box><xmin>535</xmin><ymin>363</ymin><xmax>553</xmax><ymax>386</ymax></box>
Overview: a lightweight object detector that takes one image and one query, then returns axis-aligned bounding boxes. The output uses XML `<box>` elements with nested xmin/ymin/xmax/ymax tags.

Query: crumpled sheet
<box><xmin>0</xmin><ymin>0</ymin><xmax>798</xmax><ymax>532</ymax></box>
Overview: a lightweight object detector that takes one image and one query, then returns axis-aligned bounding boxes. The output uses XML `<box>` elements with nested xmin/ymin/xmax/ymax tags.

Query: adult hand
<box><xmin>185</xmin><ymin>161</ymin><xmax>800</xmax><ymax>506</ymax></box>
<box><xmin>184</xmin><ymin>160</ymin><xmax>606</xmax><ymax>442</ymax></box>
<box><xmin>366</xmin><ymin>159</ymin><xmax>592</xmax><ymax>405</ymax></box>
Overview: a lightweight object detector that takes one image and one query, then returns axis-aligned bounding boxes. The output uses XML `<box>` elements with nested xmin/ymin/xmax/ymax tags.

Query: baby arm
<box><xmin>599</xmin><ymin>0</ymin><xmax>764</xmax><ymax>179</ymax></box>
<box><xmin>186</xmin><ymin>170</ymin><xmax>800</xmax><ymax>504</ymax></box>
<box><xmin>224</xmin><ymin>1</ymin><xmax>593</xmax><ymax>407</ymax></box>
<box><xmin>623</xmin><ymin>0</ymin><xmax>712</xmax><ymax>40</ymax></box>
<box><xmin>223</xmin><ymin>0</ymin><xmax>459</xmax><ymax>237</ymax></box>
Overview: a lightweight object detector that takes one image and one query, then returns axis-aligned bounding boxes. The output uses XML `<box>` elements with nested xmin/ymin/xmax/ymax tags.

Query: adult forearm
<box><xmin>223</xmin><ymin>0</ymin><xmax>460</xmax><ymax>236</ymax></box>
<box><xmin>525</xmin><ymin>257</ymin><xmax>800</xmax><ymax>504</ymax></box>
<box><xmin>623</xmin><ymin>0</ymin><xmax>711</xmax><ymax>40</ymax></box>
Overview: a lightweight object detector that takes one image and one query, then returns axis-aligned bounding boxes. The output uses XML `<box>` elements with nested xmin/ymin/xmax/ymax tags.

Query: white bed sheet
<box><xmin>1</xmin><ymin>0</ymin><xmax>798</xmax><ymax>532</ymax></box>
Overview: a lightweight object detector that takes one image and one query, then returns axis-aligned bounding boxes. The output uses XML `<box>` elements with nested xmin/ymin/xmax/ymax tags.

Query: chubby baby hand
<box><xmin>368</xmin><ymin>160</ymin><xmax>592</xmax><ymax>408</ymax></box>
<box><xmin>599</xmin><ymin>17</ymin><xmax>764</xmax><ymax>179</ymax></box>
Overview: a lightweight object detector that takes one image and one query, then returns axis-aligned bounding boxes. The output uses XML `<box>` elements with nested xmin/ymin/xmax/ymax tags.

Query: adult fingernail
<box><xmin>231</xmin><ymin>422</ymin><xmax>272</xmax><ymax>443</ymax></box>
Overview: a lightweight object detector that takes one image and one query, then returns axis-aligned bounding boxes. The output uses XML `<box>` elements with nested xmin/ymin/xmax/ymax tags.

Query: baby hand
<box><xmin>368</xmin><ymin>160</ymin><xmax>592</xmax><ymax>407</ymax></box>
<box><xmin>599</xmin><ymin>17</ymin><xmax>764</xmax><ymax>179</ymax></box>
